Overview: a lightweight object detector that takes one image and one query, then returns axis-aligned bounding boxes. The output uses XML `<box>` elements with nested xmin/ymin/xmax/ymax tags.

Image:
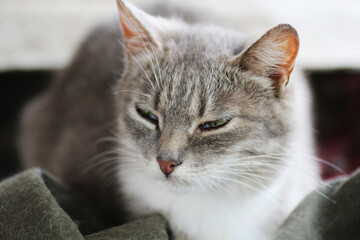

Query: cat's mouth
<box><xmin>163</xmin><ymin>176</ymin><xmax>177</xmax><ymax>185</ymax></box>
<box><xmin>159</xmin><ymin>174</ymin><xmax>177</xmax><ymax>184</ymax></box>
<box><xmin>156</xmin><ymin>173</ymin><xmax>190</xmax><ymax>190</ymax></box>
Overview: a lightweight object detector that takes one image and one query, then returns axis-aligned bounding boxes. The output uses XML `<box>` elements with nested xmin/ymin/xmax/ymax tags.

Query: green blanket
<box><xmin>274</xmin><ymin>169</ymin><xmax>360</xmax><ymax>240</ymax></box>
<box><xmin>0</xmin><ymin>168</ymin><xmax>359</xmax><ymax>239</ymax></box>
<box><xmin>0</xmin><ymin>169</ymin><xmax>168</xmax><ymax>240</ymax></box>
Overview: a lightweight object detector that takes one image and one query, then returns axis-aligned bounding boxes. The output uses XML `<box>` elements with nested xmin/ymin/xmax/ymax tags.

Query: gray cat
<box><xmin>20</xmin><ymin>0</ymin><xmax>320</xmax><ymax>239</ymax></box>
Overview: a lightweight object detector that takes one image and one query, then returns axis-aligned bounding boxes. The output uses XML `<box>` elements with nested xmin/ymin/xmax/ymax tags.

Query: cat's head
<box><xmin>115</xmin><ymin>0</ymin><xmax>300</xmax><ymax>192</ymax></box>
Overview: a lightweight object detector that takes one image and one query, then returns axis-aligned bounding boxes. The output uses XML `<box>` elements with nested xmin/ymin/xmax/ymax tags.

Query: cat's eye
<box><xmin>136</xmin><ymin>106</ymin><xmax>159</xmax><ymax>125</ymax></box>
<box><xmin>199</xmin><ymin>117</ymin><xmax>231</xmax><ymax>131</ymax></box>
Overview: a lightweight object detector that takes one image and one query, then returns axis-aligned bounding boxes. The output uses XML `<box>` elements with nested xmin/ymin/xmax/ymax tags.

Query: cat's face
<box><xmin>115</xmin><ymin>0</ymin><xmax>299</xmax><ymax>192</ymax></box>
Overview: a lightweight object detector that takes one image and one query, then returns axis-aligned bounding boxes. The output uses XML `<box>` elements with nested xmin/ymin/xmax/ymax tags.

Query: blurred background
<box><xmin>0</xmin><ymin>0</ymin><xmax>359</xmax><ymax>180</ymax></box>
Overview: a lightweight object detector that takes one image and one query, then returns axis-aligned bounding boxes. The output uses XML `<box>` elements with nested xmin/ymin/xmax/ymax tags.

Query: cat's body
<box><xmin>20</xmin><ymin>1</ymin><xmax>319</xmax><ymax>239</ymax></box>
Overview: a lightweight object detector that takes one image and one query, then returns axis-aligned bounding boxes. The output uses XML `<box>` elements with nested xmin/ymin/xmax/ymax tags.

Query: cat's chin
<box><xmin>154</xmin><ymin>174</ymin><xmax>194</xmax><ymax>194</ymax></box>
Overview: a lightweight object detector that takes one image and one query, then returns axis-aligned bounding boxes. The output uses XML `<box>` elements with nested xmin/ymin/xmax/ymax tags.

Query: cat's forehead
<box><xmin>146</xmin><ymin>62</ymin><xmax>250</xmax><ymax>122</ymax></box>
<box><xmin>134</xmin><ymin>24</ymin><xmax>247</xmax><ymax>86</ymax></box>
<box><xmin>133</xmin><ymin>26</ymin><xmax>262</xmax><ymax>119</ymax></box>
<box><xmin>155</xmin><ymin>27</ymin><xmax>246</xmax><ymax>85</ymax></box>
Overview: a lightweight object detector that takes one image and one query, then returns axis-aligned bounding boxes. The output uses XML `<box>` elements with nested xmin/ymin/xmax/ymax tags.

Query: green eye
<box><xmin>136</xmin><ymin>106</ymin><xmax>159</xmax><ymax>125</ymax></box>
<box><xmin>199</xmin><ymin>117</ymin><xmax>231</xmax><ymax>131</ymax></box>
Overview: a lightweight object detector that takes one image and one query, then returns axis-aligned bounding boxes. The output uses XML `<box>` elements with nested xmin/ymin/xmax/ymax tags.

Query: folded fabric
<box><xmin>0</xmin><ymin>168</ymin><xmax>168</xmax><ymax>240</ymax></box>
<box><xmin>274</xmin><ymin>169</ymin><xmax>360</xmax><ymax>240</ymax></box>
<box><xmin>1</xmin><ymin>168</ymin><xmax>359</xmax><ymax>239</ymax></box>
<box><xmin>84</xmin><ymin>215</ymin><xmax>169</xmax><ymax>240</ymax></box>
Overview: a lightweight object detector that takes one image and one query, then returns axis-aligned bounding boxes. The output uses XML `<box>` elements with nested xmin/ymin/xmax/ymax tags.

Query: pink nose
<box><xmin>156</xmin><ymin>158</ymin><xmax>180</xmax><ymax>176</ymax></box>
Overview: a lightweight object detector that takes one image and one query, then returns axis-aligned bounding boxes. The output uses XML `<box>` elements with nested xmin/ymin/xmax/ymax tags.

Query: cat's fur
<box><xmin>20</xmin><ymin>1</ymin><xmax>320</xmax><ymax>239</ymax></box>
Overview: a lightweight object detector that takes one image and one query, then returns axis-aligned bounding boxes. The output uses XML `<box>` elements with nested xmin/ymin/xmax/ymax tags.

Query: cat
<box><xmin>19</xmin><ymin>0</ymin><xmax>320</xmax><ymax>239</ymax></box>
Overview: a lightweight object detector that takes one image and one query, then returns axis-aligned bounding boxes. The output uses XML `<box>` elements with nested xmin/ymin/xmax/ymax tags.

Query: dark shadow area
<box><xmin>0</xmin><ymin>71</ymin><xmax>51</xmax><ymax>180</ymax></box>
<box><xmin>309</xmin><ymin>70</ymin><xmax>360</xmax><ymax>179</ymax></box>
<box><xmin>0</xmin><ymin>70</ymin><xmax>359</xmax><ymax>181</ymax></box>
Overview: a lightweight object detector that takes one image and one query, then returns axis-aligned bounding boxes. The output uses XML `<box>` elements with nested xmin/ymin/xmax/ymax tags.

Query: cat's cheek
<box><xmin>121</xmin><ymin>115</ymin><xmax>159</xmax><ymax>161</ymax></box>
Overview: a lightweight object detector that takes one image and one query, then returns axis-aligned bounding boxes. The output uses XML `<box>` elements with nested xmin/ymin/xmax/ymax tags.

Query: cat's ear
<box><xmin>116</xmin><ymin>0</ymin><xmax>159</xmax><ymax>56</ymax></box>
<box><xmin>231</xmin><ymin>24</ymin><xmax>299</xmax><ymax>89</ymax></box>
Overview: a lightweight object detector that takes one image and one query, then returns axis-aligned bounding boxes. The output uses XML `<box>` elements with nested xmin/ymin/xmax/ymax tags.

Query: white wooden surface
<box><xmin>1</xmin><ymin>0</ymin><xmax>359</xmax><ymax>71</ymax></box>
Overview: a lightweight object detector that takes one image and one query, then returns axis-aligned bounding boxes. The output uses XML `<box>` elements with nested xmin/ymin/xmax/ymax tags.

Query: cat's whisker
<box><xmin>230</xmin><ymin>171</ymin><xmax>275</xmax><ymax>181</ymax></box>
<box><xmin>196</xmin><ymin>176</ymin><xmax>219</xmax><ymax>198</ymax></box>
<box><xmin>90</xmin><ymin>157</ymin><xmax>120</xmax><ymax>169</ymax></box>
<box><xmin>201</xmin><ymin>173</ymin><xmax>237</xmax><ymax>205</ymax></box>
<box><xmin>274</xmin><ymin>152</ymin><xmax>342</xmax><ymax>172</ymax></box>
<box><xmin>85</xmin><ymin>158</ymin><xmax>120</xmax><ymax>174</ymax></box>
<box><xmin>221</xmin><ymin>161</ymin><xmax>314</xmax><ymax>180</ymax></box>
<box><xmin>219</xmin><ymin>154</ymin><xmax>330</xmax><ymax>183</ymax></box>
<box><xmin>207</xmin><ymin>173</ymin><xmax>284</xmax><ymax>209</ymax></box>
<box><xmin>102</xmin><ymin>158</ymin><xmax>145</xmax><ymax>183</ymax></box>
<box><xmin>211</xmin><ymin>168</ymin><xmax>267</xmax><ymax>189</ymax></box>
<box><xmin>114</xmin><ymin>89</ymin><xmax>152</xmax><ymax>98</ymax></box>
<box><xmin>149</xmin><ymin>45</ymin><xmax>162</xmax><ymax>89</ymax></box>
<box><xmin>95</xmin><ymin>136</ymin><xmax>120</xmax><ymax>145</ymax></box>
<box><xmin>103</xmin><ymin>166</ymin><xmax>137</xmax><ymax>187</ymax></box>
<box><xmin>220</xmin><ymin>162</ymin><xmax>284</xmax><ymax>172</ymax></box>
<box><xmin>227</xmin><ymin>152</ymin><xmax>343</xmax><ymax>174</ymax></box>
<box><xmin>220</xmin><ymin>159</ymin><xmax>335</xmax><ymax>195</ymax></box>
<box><xmin>91</xmin><ymin>150</ymin><xmax>120</xmax><ymax>162</ymax></box>
<box><xmin>218</xmin><ymin>56</ymin><xmax>228</xmax><ymax>72</ymax></box>
<box><xmin>211</xmin><ymin>165</ymin><xmax>336</xmax><ymax>204</ymax></box>
<box><xmin>212</xmin><ymin>175</ymin><xmax>268</xmax><ymax>198</ymax></box>
<box><xmin>312</xmin><ymin>189</ymin><xmax>336</xmax><ymax>204</ymax></box>
<box><xmin>119</xmin><ymin>162</ymin><xmax>143</xmax><ymax>169</ymax></box>
<box><xmin>84</xmin><ymin>143</ymin><xmax>142</xmax><ymax>176</ymax></box>
<box><xmin>242</xmin><ymin>166</ymin><xmax>269</xmax><ymax>188</ymax></box>
<box><xmin>281</xmin><ymin>152</ymin><xmax>344</xmax><ymax>173</ymax></box>
<box><xmin>118</xmin><ymin>166</ymin><xmax>145</xmax><ymax>176</ymax></box>
<box><xmin>223</xmin><ymin>155</ymin><xmax>325</xmax><ymax>174</ymax></box>
<box><xmin>81</xmin><ymin>152</ymin><xmax>118</xmax><ymax>174</ymax></box>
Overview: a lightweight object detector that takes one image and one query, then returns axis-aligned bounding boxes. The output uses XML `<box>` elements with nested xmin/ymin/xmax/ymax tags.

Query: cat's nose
<box><xmin>156</xmin><ymin>158</ymin><xmax>181</xmax><ymax>176</ymax></box>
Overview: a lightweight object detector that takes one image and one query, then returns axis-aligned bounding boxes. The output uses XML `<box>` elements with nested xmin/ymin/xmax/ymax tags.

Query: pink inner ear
<box><xmin>276</xmin><ymin>31</ymin><xmax>299</xmax><ymax>86</ymax></box>
<box><xmin>119</xmin><ymin>18</ymin><xmax>146</xmax><ymax>56</ymax></box>
<box><xmin>117</xmin><ymin>0</ymin><xmax>157</xmax><ymax>56</ymax></box>
<box><xmin>117</xmin><ymin>0</ymin><xmax>136</xmax><ymax>39</ymax></box>
<box><xmin>120</xmin><ymin>20</ymin><xmax>137</xmax><ymax>39</ymax></box>
<box><xmin>235</xmin><ymin>24</ymin><xmax>300</xmax><ymax>90</ymax></box>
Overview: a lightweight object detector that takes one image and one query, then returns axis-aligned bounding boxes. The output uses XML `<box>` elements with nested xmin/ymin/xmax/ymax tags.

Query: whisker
<box><xmin>114</xmin><ymin>89</ymin><xmax>152</xmax><ymax>98</ymax></box>
<box><xmin>217</xmin><ymin>156</ymin><xmax>335</xmax><ymax>201</ymax></box>
<box><xmin>227</xmin><ymin>153</ymin><xmax>343</xmax><ymax>174</ymax></box>
<box><xmin>211</xmin><ymin>169</ymin><xmax>267</xmax><ymax>189</ymax></box>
